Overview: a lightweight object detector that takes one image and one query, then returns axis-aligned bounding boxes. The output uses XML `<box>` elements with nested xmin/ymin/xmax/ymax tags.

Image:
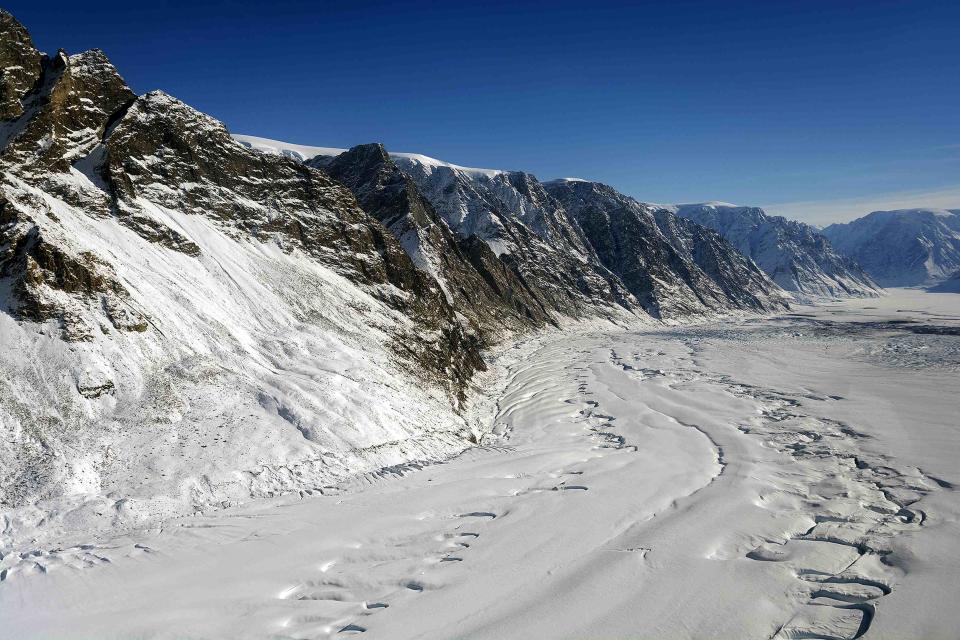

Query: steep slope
<box><xmin>823</xmin><ymin>209</ymin><xmax>960</xmax><ymax>286</ymax></box>
<box><xmin>316</xmin><ymin>143</ymin><xmax>551</xmax><ymax>337</ymax></box>
<box><xmin>237</xmin><ymin>136</ymin><xmax>793</xmax><ymax>321</ymax></box>
<box><xmin>0</xmin><ymin>13</ymin><xmax>485</xmax><ymax>546</ymax></box>
<box><xmin>545</xmin><ymin>180</ymin><xmax>789</xmax><ymax>318</ymax></box>
<box><xmin>241</xmin><ymin>136</ymin><xmax>642</xmax><ymax>320</ymax></box>
<box><xmin>368</xmin><ymin>154</ymin><xmax>640</xmax><ymax>319</ymax></box>
<box><xmin>672</xmin><ymin>203</ymin><xmax>881</xmax><ymax>299</ymax></box>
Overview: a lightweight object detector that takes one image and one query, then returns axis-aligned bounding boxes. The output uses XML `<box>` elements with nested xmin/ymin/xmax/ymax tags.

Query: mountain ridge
<box><xmin>668</xmin><ymin>202</ymin><xmax>881</xmax><ymax>300</ymax></box>
<box><xmin>823</xmin><ymin>208</ymin><xmax>960</xmax><ymax>286</ymax></box>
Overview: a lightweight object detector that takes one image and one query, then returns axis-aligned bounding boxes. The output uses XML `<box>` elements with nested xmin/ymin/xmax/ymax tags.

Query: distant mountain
<box><xmin>543</xmin><ymin>181</ymin><xmax>790</xmax><ymax>317</ymax></box>
<box><xmin>669</xmin><ymin>203</ymin><xmax>881</xmax><ymax>300</ymax></box>
<box><xmin>822</xmin><ymin>209</ymin><xmax>960</xmax><ymax>286</ymax></box>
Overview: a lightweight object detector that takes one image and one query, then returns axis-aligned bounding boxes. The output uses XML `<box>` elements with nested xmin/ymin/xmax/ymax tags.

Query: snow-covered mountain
<box><xmin>304</xmin><ymin>144</ymin><xmax>642</xmax><ymax>319</ymax></box>
<box><xmin>1</xmin><ymin>10</ymin><xmax>788</xmax><ymax>547</ymax></box>
<box><xmin>395</xmin><ymin>160</ymin><xmax>788</xmax><ymax>319</ymax></box>
<box><xmin>242</xmin><ymin>138</ymin><xmax>789</xmax><ymax>320</ymax></box>
<box><xmin>0</xmin><ymin>12</ymin><xmax>489</xmax><ymax>545</ymax></box>
<box><xmin>669</xmin><ymin>202</ymin><xmax>881</xmax><ymax>300</ymax></box>
<box><xmin>822</xmin><ymin>209</ymin><xmax>960</xmax><ymax>286</ymax></box>
<box><xmin>319</xmin><ymin>142</ymin><xmax>551</xmax><ymax>337</ymax></box>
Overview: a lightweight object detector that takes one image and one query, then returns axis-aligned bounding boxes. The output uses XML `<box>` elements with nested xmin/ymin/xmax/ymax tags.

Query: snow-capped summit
<box><xmin>670</xmin><ymin>202</ymin><xmax>881</xmax><ymax>300</ymax></box>
<box><xmin>823</xmin><ymin>209</ymin><xmax>960</xmax><ymax>286</ymax></box>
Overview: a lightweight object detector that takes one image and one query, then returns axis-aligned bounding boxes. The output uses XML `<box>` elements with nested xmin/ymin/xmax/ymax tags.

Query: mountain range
<box><xmin>823</xmin><ymin>209</ymin><xmax>960</xmax><ymax>286</ymax></box>
<box><xmin>669</xmin><ymin>202</ymin><xmax>881</xmax><ymax>300</ymax></box>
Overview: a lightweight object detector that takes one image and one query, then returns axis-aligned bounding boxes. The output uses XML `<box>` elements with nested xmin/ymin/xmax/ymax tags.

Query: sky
<box><xmin>8</xmin><ymin>0</ymin><xmax>960</xmax><ymax>224</ymax></box>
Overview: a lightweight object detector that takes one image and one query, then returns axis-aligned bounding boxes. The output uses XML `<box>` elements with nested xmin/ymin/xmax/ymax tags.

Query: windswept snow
<box><xmin>231</xmin><ymin>134</ymin><xmax>347</xmax><ymax>162</ymax></box>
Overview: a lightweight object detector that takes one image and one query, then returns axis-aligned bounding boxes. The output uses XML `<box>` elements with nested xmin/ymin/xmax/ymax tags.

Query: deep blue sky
<box><xmin>9</xmin><ymin>0</ymin><xmax>960</xmax><ymax>223</ymax></box>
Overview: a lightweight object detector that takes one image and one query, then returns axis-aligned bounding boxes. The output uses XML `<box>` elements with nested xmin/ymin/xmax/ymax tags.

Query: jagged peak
<box><xmin>69</xmin><ymin>48</ymin><xmax>118</xmax><ymax>70</ymax></box>
<box><xmin>0</xmin><ymin>8</ymin><xmax>33</xmax><ymax>40</ymax></box>
<box><xmin>339</xmin><ymin>142</ymin><xmax>391</xmax><ymax>163</ymax></box>
<box><xmin>122</xmin><ymin>90</ymin><xmax>229</xmax><ymax>134</ymax></box>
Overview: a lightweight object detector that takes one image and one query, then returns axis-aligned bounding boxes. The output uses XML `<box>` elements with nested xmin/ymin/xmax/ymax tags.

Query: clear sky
<box><xmin>9</xmin><ymin>0</ymin><xmax>960</xmax><ymax>224</ymax></box>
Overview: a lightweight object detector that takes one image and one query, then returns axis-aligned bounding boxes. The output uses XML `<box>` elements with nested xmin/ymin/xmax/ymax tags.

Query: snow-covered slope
<box><xmin>929</xmin><ymin>269</ymin><xmax>960</xmax><ymax>293</ymax></box>
<box><xmin>822</xmin><ymin>209</ymin><xmax>960</xmax><ymax>286</ymax></box>
<box><xmin>0</xmin><ymin>13</ymin><xmax>486</xmax><ymax>547</ymax></box>
<box><xmin>671</xmin><ymin>202</ymin><xmax>881</xmax><ymax>300</ymax></box>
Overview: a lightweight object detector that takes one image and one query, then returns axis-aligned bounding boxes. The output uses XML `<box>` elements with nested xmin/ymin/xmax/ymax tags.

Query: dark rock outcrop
<box><xmin>317</xmin><ymin>143</ymin><xmax>551</xmax><ymax>338</ymax></box>
<box><xmin>0</xmin><ymin>9</ymin><xmax>43</xmax><ymax>121</ymax></box>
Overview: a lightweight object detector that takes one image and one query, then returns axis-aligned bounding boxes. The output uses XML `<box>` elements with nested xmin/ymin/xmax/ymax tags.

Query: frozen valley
<box><xmin>2</xmin><ymin>289</ymin><xmax>958</xmax><ymax>640</ymax></box>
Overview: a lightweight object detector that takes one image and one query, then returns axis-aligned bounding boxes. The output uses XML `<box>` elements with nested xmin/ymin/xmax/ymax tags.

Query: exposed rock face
<box><xmin>0</xmin><ymin>192</ymin><xmax>147</xmax><ymax>340</ymax></box>
<box><xmin>672</xmin><ymin>203</ymin><xmax>881</xmax><ymax>299</ymax></box>
<box><xmin>385</xmin><ymin>155</ymin><xmax>638</xmax><ymax>318</ymax></box>
<box><xmin>1</xmin><ymin>46</ymin><xmax>134</xmax><ymax>176</ymax></box>
<box><xmin>317</xmin><ymin>143</ymin><xmax>550</xmax><ymax>337</ymax></box>
<box><xmin>545</xmin><ymin>180</ymin><xmax>789</xmax><ymax>318</ymax></box>
<box><xmin>0</xmin><ymin>10</ymin><xmax>43</xmax><ymax>121</ymax></box>
<box><xmin>823</xmin><ymin>209</ymin><xmax>960</xmax><ymax>286</ymax></box>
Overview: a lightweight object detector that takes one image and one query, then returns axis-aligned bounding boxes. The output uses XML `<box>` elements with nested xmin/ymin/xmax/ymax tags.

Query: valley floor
<box><xmin>2</xmin><ymin>289</ymin><xmax>959</xmax><ymax>639</ymax></box>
